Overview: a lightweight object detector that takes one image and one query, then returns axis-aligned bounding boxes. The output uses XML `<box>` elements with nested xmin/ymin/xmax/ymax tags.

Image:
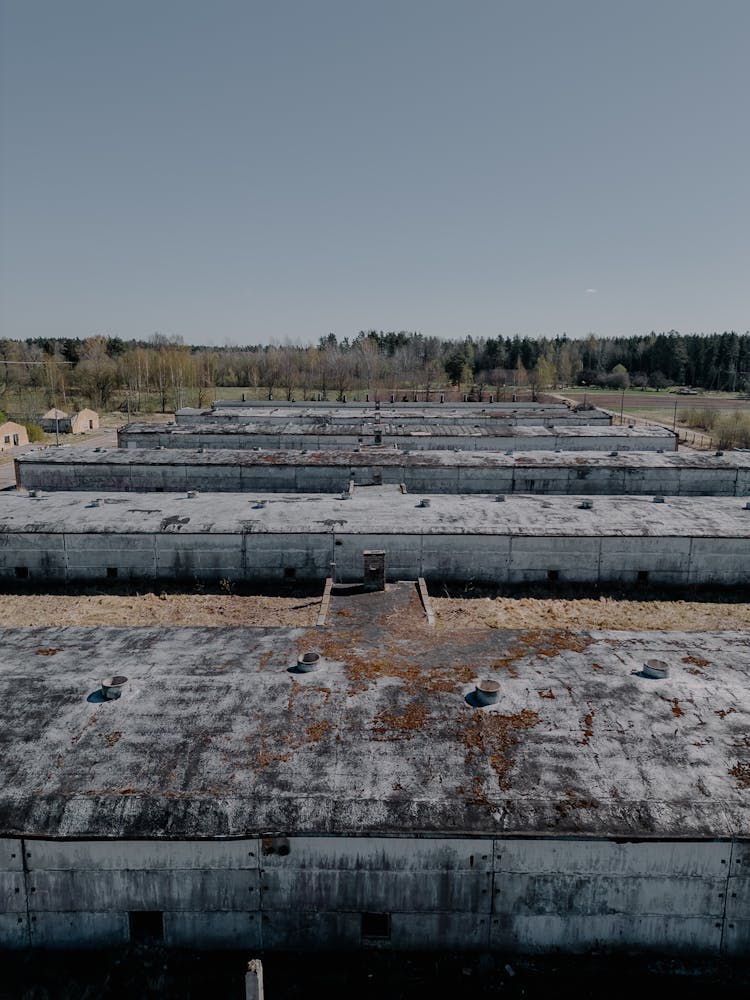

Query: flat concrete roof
<box><xmin>0</xmin><ymin>621</ymin><xmax>747</xmax><ymax>839</ymax></box>
<box><xmin>122</xmin><ymin>422</ymin><xmax>674</xmax><ymax>440</ymax></box>
<box><xmin>182</xmin><ymin>406</ymin><xmax>590</xmax><ymax>422</ymax></box>
<box><xmin>2</xmin><ymin>489</ymin><xmax>749</xmax><ymax>536</ymax></box>
<box><xmin>208</xmin><ymin>400</ymin><xmax>572</xmax><ymax>411</ymax></box>
<box><xmin>16</xmin><ymin>446</ymin><xmax>750</xmax><ymax>472</ymax></box>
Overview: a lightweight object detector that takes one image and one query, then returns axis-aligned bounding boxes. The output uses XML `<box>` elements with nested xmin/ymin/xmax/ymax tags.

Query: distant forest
<box><xmin>1</xmin><ymin>330</ymin><xmax>748</xmax><ymax>413</ymax></box>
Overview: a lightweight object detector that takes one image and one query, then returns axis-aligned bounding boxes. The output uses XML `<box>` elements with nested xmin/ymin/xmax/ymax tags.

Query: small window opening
<box><xmin>106</xmin><ymin>567</ymin><xmax>118</xmax><ymax>579</ymax></box>
<box><xmin>361</xmin><ymin>912</ymin><xmax>390</xmax><ymax>939</ymax></box>
<box><xmin>547</xmin><ymin>570</ymin><xmax>559</xmax><ymax>582</ymax></box>
<box><xmin>15</xmin><ymin>566</ymin><xmax>29</xmax><ymax>579</ymax></box>
<box><xmin>284</xmin><ymin>567</ymin><xmax>296</xmax><ymax>580</ymax></box>
<box><xmin>129</xmin><ymin>911</ymin><xmax>163</xmax><ymax>942</ymax></box>
<box><xmin>637</xmin><ymin>570</ymin><xmax>649</xmax><ymax>583</ymax></box>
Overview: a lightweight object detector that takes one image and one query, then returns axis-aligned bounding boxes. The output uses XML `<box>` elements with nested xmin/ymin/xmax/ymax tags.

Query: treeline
<box><xmin>0</xmin><ymin>330</ymin><xmax>748</xmax><ymax>415</ymax></box>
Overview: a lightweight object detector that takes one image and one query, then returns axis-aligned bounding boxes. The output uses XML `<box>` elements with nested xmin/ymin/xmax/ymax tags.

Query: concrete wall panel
<box><xmin>722</xmin><ymin>919</ymin><xmax>750</xmax><ymax>955</ymax></box>
<box><xmin>29</xmin><ymin>912</ymin><xmax>129</xmax><ymax>948</ymax></box>
<box><xmin>688</xmin><ymin>538</ymin><xmax>750</xmax><ymax>585</ymax></box>
<box><xmin>494</xmin><ymin>839</ymin><xmax>730</xmax><ymax>876</ymax></box>
<box><xmin>494</xmin><ymin>873</ymin><xmax>724</xmax><ymax>917</ymax></box>
<box><xmin>27</xmin><ymin>870</ymin><xmax>259</xmax><ymax>912</ymax></box>
<box><xmin>0</xmin><ymin>871</ymin><xmax>27</xmax><ymax>912</ymax></box>
<box><xmin>0</xmin><ymin>838</ymin><xmax>23</xmax><ymax>870</ymax></box>
<box><xmin>155</xmin><ymin>534</ymin><xmax>244</xmax><ymax>580</ymax></box>
<box><xmin>0</xmin><ymin>533</ymin><xmax>66</xmax><ymax>579</ymax></box>
<box><xmin>260</xmin><ymin>836</ymin><xmax>492</xmax><ymax>871</ymax></box>
<box><xmin>244</xmin><ymin>534</ymin><xmax>332</xmax><ymax>580</ymax></box>
<box><xmin>26</xmin><ymin>838</ymin><xmax>260</xmax><ymax>871</ymax></box>
<box><xmin>508</xmin><ymin>537</ymin><xmax>601</xmax><ymax>582</ymax></box>
<box><xmin>724</xmin><ymin>876</ymin><xmax>750</xmax><ymax>918</ymax></box>
<box><xmin>165</xmin><ymin>911</ymin><xmax>261</xmax><ymax>948</ymax></box>
<box><xmin>390</xmin><ymin>912</ymin><xmax>490</xmax><ymax>950</ymax></box>
<box><xmin>0</xmin><ymin>913</ymin><xmax>29</xmax><ymax>948</ymax></box>
<box><xmin>490</xmin><ymin>914</ymin><xmax>723</xmax><ymax>953</ymax></box>
<box><xmin>261</xmin><ymin>869</ymin><xmax>492</xmax><ymax>913</ymax></box>
<box><xmin>260</xmin><ymin>910</ymin><xmax>361</xmax><ymax>949</ymax></box>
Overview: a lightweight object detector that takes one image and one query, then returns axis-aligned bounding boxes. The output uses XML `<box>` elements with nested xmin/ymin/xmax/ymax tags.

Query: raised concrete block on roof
<box><xmin>0</xmin><ymin>624</ymin><xmax>748</xmax><ymax>951</ymax></box>
<box><xmin>117</xmin><ymin>422</ymin><xmax>675</xmax><ymax>452</ymax></box>
<box><xmin>1</xmin><ymin>490</ymin><xmax>748</xmax><ymax>585</ymax></box>
<box><xmin>175</xmin><ymin>403</ymin><xmax>611</xmax><ymax>427</ymax></box>
<box><xmin>20</xmin><ymin>446</ymin><xmax>750</xmax><ymax>495</ymax></box>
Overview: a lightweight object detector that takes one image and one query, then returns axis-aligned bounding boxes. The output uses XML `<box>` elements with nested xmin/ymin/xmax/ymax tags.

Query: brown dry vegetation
<box><xmin>434</xmin><ymin>596</ymin><xmax>750</xmax><ymax>632</ymax></box>
<box><xmin>1</xmin><ymin>591</ymin><xmax>747</xmax><ymax>631</ymax></box>
<box><xmin>0</xmin><ymin>592</ymin><xmax>321</xmax><ymax>628</ymax></box>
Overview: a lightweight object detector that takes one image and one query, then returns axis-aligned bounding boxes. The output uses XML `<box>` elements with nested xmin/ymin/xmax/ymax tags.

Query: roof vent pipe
<box><xmin>419</xmin><ymin>498</ymin><xmax>431</xmax><ymax>508</ymax></box>
<box><xmin>101</xmin><ymin>675</ymin><xmax>128</xmax><ymax>699</ymax></box>
<box><xmin>609</xmin><ymin>450</ymin><xmax>619</xmax><ymax>457</ymax></box>
<box><xmin>474</xmin><ymin>679</ymin><xmax>500</xmax><ymax>706</ymax></box>
<box><xmin>715</xmin><ymin>450</ymin><xmax>724</xmax><ymax>457</ymax></box>
<box><xmin>579</xmin><ymin>499</ymin><xmax>593</xmax><ymax>509</ymax></box>
<box><xmin>187</xmin><ymin>490</ymin><xmax>198</xmax><ymax>498</ymax></box>
<box><xmin>495</xmin><ymin>495</ymin><xmax>505</xmax><ymax>502</ymax></box>
<box><xmin>254</xmin><ymin>499</ymin><xmax>267</xmax><ymax>509</ymax></box>
<box><xmin>296</xmin><ymin>652</ymin><xmax>320</xmax><ymax>673</ymax></box>
<box><xmin>745</xmin><ymin>501</ymin><xmax>750</xmax><ymax>510</ymax></box>
<box><xmin>643</xmin><ymin>659</ymin><xmax>669</xmax><ymax>679</ymax></box>
<box><xmin>653</xmin><ymin>495</ymin><xmax>665</xmax><ymax>503</ymax></box>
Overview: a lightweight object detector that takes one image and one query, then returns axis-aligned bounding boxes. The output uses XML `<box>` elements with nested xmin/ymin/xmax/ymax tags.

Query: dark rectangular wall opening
<box><xmin>284</xmin><ymin>567</ymin><xmax>296</xmax><ymax>579</ymax></box>
<box><xmin>361</xmin><ymin>912</ymin><xmax>390</xmax><ymax>940</ymax></box>
<box><xmin>547</xmin><ymin>570</ymin><xmax>559</xmax><ymax>582</ymax></box>
<box><xmin>14</xmin><ymin>567</ymin><xmax>29</xmax><ymax>579</ymax></box>
<box><xmin>129</xmin><ymin>911</ymin><xmax>164</xmax><ymax>942</ymax></box>
<box><xmin>106</xmin><ymin>567</ymin><xmax>118</xmax><ymax>579</ymax></box>
<box><xmin>637</xmin><ymin>570</ymin><xmax>649</xmax><ymax>583</ymax></box>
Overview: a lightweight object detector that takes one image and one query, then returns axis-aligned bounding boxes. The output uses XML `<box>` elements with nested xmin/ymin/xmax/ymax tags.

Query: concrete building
<box><xmin>175</xmin><ymin>404</ymin><xmax>613</xmax><ymax>426</ymax></box>
<box><xmin>15</xmin><ymin>446</ymin><xmax>750</xmax><ymax>497</ymax></box>
<box><xmin>1</xmin><ymin>489</ymin><xmax>747</xmax><ymax>586</ymax></box>
<box><xmin>69</xmin><ymin>408</ymin><xmax>100</xmax><ymax>434</ymax></box>
<box><xmin>0</xmin><ymin>421</ymin><xmax>28</xmax><ymax>452</ymax></box>
<box><xmin>118</xmin><ymin>422</ymin><xmax>676</xmax><ymax>453</ymax></box>
<box><xmin>0</xmin><ymin>620</ymin><xmax>747</xmax><ymax>952</ymax></box>
<box><xmin>40</xmin><ymin>408</ymin><xmax>69</xmax><ymax>434</ymax></box>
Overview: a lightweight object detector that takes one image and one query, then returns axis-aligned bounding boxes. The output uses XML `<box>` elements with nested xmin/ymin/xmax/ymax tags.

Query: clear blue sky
<box><xmin>1</xmin><ymin>0</ymin><xmax>748</xmax><ymax>345</ymax></box>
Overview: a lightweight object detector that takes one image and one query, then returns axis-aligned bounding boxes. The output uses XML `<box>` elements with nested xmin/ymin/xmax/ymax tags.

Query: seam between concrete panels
<box><xmin>719</xmin><ymin>840</ymin><xmax>735</xmax><ymax>954</ymax></box>
<box><xmin>20</xmin><ymin>837</ymin><xmax>32</xmax><ymax>947</ymax></box>
<box><xmin>61</xmin><ymin>531</ymin><xmax>69</xmax><ymax>584</ymax></box>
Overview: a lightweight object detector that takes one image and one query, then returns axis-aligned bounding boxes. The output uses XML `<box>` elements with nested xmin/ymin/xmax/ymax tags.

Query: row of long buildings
<box><xmin>1</xmin><ymin>397</ymin><xmax>748</xmax><ymax>955</ymax></box>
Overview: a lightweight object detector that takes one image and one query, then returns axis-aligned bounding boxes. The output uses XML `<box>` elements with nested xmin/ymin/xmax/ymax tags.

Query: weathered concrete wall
<box><xmin>2</xmin><ymin>526</ymin><xmax>748</xmax><ymax>586</ymax></box>
<box><xmin>118</xmin><ymin>425</ymin><xmax>676</xmax><ymax>452</ymax></box>
<box><xmin>16</xmin><ymin>451</ymin><xmax>750</xmax><ymax>496</ymax></box>
<box><xmin>3</xmin><ymin>835</ymin><xmax>746</xmax><ymax>953</ymax></box>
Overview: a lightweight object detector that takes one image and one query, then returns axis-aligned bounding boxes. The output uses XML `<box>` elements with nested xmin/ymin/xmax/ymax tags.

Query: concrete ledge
<box><xmin>317</xmin><ymin>578</ymin><xmax>333</xmax><ymax>627</ymax></box>
<box><xmin>417</xmin><ymin>577</ymin><xmax>435</xmax><ymax>626</ymax></box>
